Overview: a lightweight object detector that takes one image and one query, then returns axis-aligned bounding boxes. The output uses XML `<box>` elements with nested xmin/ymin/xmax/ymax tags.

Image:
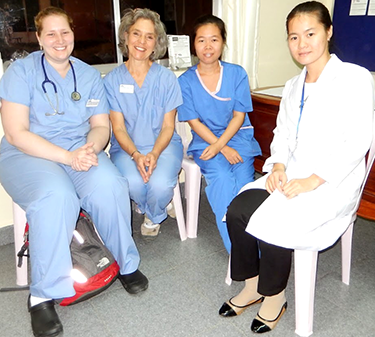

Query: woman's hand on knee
<box><xmin>200</xmin><ymin>143</ymin><xmax>222</xmax><ymax>161</ymax></box>
<box><xmin>221</xmin><ymin>146</ymin><xmax>243</xmax><ymax>164</ymax></box>
<box><xmin>266</xmin><ymin>165</ymin><xmax>287</xmax><ymax>193</ymax></box>
<box><xmin>283</xmin><ymin>175</ymin><xmax>325</xmax><ymax>199</ymax></box>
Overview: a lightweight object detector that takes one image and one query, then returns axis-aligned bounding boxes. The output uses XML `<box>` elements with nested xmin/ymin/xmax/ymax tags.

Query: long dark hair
<box><xmin>286</xmin><ymin>1</ymin><xmax>332</xmax><ymax>34</ymax></box>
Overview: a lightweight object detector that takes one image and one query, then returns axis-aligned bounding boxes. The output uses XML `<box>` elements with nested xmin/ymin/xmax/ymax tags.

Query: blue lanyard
<box><xmin>296</xmin><ymin>75</ymin><xmax>307</xmax><ymax>140</ymax></box>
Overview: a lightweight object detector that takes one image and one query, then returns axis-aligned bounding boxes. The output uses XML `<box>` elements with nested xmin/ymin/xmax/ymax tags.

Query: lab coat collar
<box><xmin>290</xmin><ymin>54</ymin><xmax>341</xmax><ymax>105</ymax></box>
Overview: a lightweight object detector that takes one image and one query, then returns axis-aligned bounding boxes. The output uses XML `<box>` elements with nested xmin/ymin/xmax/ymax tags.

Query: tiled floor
<box><xmin>1</xmin><ymin>185</ymin><xmax>375</xmax><ymax>337</ymax></box>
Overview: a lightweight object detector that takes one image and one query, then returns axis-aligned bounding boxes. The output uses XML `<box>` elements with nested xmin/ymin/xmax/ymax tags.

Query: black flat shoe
<box><xmin>28</xmin><ymin>295</ymin><xmax>63</xmax><ymax>337</ymax></box>
<box><xmin>119</xmin><ymin>269</ymin><xmax>148</xmax><ymax>294</ymax></box>
<box><xmin>251</xmin><ymin>302</ymin><xmax>287</xmax><ymax>333</ymax></box>
<box><xmin>219</xmin><ymin>297</ymin><xmax>264</xmax><ymax>317</ymax></box>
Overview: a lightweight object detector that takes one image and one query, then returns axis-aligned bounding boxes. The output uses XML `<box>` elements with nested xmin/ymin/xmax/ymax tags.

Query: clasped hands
<box><xmin>132</xmin><ymin>151</ymin><xmax>158</xmax><ymax>183</ymax></box>
<box><xmin>70</xmin><ymin>142</ymin><xmax>98</xmax><ymax>171</ymax></box>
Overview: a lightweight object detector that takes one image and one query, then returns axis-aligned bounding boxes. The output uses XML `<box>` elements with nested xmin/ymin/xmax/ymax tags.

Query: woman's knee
<box><xmin>150</xmin><ymin>173</ymin><xmax>176</xmax><ymax>193</ymax></box>
<box><xmin>27</xmin><ymin>187</ymin><xmax>80</xmax><ymax>232</ymax></box>
<box><xmin>226</xmin><ymin>193</ymin><xmax>248</xmax><ymax>228</ymax></box>
<box><xmin>227</xmin><ymin>189</ymin><xmax>269</xmax><ymax>227</ymax></box>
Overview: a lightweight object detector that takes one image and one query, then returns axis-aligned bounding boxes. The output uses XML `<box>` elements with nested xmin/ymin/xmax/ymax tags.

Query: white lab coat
<box><xmin>240</xmin><ymin>55</ymin><xmax>375</xmax><ymax>251</ymax></box>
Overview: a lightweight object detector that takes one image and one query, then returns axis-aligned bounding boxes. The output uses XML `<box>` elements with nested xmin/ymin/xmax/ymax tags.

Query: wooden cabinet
<box><xmin>250</xmin><ymin>92</ymin><xmax>375</xmax><ymax>221</ymax></box>
<box><xmin>249</xmin><ymin>93</ymin><xmax>279</xmax><ymax>173</ymax></box>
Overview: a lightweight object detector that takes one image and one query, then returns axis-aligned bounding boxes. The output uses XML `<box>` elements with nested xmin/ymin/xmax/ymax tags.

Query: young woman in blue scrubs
<box><xmin>104</xmin><ymin>8</ymin><xmax>183</xmax><ymax>237</ymax></box>
<box><xmin>178</xmin><ymin>15</ymin><xmax>261</xmax><ymax>253</ymax></box>
<box><xmin>0</xmin><ymin>7</ymin><xmax>147</xmax><ymax>337</ymax></box>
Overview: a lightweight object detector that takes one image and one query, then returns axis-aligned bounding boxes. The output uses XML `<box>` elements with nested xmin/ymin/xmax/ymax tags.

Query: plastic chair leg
<box><xmin>225</xmin><ymin>254</ymin><xmax>232</xmax><ymax>285</ymax></box>
<box><xmin>182</xmin><ymin>159</ymin><xmax>201</xmax><ymax>239</ymax></box>
<box><xmin>173</xmin><ymin>183</ymin><xmax>187</xmax><ymax>241</ymax></box>
<box><xmin>341</xmin><ymin>222</ymin><xmax>354</xmax><ymax>285</ymax></box>
<box><xmin>294</xmin><ymin>249</ymin><xmax>318</xmax><ymax>337</ymax></box>
<box><xmin>12</xmin><ymin>202</ymin><xmax>28</xmax><ymax>286</ymax></box>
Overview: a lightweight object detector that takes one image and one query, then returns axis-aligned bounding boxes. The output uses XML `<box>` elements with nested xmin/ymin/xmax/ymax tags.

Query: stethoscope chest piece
<box><xmin>71</xmin><ymin>91</ymin><xmax>81</xmax><ymax>101</ymax></box>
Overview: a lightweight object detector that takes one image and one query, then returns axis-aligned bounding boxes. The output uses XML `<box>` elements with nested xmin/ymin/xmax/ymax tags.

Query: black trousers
<box><xmin>226</xmin><ymin>189</ymin><xmax>292</xmax><ymax>296</ymax></box>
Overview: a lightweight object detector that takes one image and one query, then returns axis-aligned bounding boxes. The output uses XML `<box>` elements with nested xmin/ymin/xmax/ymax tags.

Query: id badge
<box><xmin>120</xmin><ymin>84</ymin><xmax>134</xmax><ymax>94</ymax></box>
<box><xmin>86</xmin><ymin>99</ymin><xmax>100</xmax><ymax>107</ymax></box>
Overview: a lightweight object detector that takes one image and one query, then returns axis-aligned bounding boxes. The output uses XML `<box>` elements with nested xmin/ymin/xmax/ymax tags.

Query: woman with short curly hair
<box><xmin>104</xmin><ymin>8</ymin><xmax>183</xmax><ymax>237</ymax></box>
<box><xmin>117</xmin><ymin>8</ymin><xmax>167</xmax><ymax>60</ymax></box>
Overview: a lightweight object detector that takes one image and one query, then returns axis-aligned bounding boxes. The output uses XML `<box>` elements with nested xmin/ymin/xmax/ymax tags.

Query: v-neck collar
<box><xmin>122</xmin><ymin>62</ymin><xmax>156</xmax><ymax>90</ymax></box>
<box><xmin>44</xmin><ymin>57</ymin><xmax>74</xmax><ymax>88</ymax></box>
<box><xmin>195</xmin><ymin>61</ymin><xmax>231</xmax><ymax>101</ymax></box>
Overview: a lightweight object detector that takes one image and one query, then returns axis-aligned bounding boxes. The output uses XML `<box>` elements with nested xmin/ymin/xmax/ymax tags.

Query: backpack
<box><xmin>17</xmin><ymin>209</ymin><xmax>120</xmax><ymax>306</ymax></box>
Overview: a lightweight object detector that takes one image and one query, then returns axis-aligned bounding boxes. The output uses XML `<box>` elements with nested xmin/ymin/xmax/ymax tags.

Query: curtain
<box><xmin>213</xmin><ymin>0</ymin><xmax>260</xmax><ymax>89</ymax></box>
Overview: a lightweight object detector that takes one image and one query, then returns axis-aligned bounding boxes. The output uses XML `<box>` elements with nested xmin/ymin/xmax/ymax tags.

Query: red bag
<box><xmin>60</xmin><ymin>210</ymin><xmax>120</xmax><ymax>305</ymax></box>
<box><xmin>18</xmin><ymin>210</ymin><xmax>120</xmax><ymax>306</ymax></box>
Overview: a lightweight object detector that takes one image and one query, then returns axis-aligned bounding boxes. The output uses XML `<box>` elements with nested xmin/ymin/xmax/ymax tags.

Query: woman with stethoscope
<box><xmin>0</xmin><ymin>7</ymin><xmax>148</xmax><ymax>337</ymax></box>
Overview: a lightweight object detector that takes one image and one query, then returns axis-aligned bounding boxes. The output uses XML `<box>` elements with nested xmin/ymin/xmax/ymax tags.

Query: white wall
<box><xmin>257</xmin><ymin>0</ymin><xmax>335</xmax><ymax>88</ymax></box>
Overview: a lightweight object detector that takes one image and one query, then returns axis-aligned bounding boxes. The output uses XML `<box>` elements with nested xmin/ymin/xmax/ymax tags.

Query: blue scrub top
<box><xmin>103</xmin><ymin>62</ymin><xmax>182</xmax><ymax>154</ymax></box>
<box><xmin>178</xmin><ymin>61</ymin><xmax>261</xmax><ymax>157</ymax></box>
<box><xmin>0</xmin><ymin>51</ymin><xmax>109</xmax><ymax>153</ymax></box>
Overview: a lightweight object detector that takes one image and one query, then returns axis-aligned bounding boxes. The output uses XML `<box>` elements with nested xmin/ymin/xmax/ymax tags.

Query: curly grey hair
<box><xmin>118</xmin><ymin>8</ymin><xmax>167</xmax><ymax>61</ymax></box>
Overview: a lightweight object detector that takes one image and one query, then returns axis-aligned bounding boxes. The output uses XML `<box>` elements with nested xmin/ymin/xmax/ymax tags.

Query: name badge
<box><xmin>120</xmin><ymin>84</ymin><xmax>134</xmax><ymax>94</ymax></box>
<box><xmin>86</xmin><ymin>99</ymin><xmax>100</xmax><ymax>107</ymax></box>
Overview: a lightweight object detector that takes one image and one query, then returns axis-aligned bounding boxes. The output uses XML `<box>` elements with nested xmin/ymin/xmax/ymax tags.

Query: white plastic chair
<box><xmin>294</xmin><ymin>132</ymin><xmax>375</xmax><ymax>336</ymax></box>
<box><xmin>175</xmin><ymin>120</ymin><xmax>202</xmax><ymax>238</ymax></box>
<box><xmin>13</xmin><ymin>202</ymin><xmax>28</xmax><ymax>286</ymax></box>
<box><xmin>172</xmin><ymin>183</ymin><xmax>188</xmax><ymax>241</ymax></box>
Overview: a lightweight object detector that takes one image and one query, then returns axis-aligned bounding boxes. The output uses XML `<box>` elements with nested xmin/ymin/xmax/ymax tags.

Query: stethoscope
<box><xmin>41</xmin><ymin>53</ymin><xmax>81</xmax><ymax>116</ymax></box>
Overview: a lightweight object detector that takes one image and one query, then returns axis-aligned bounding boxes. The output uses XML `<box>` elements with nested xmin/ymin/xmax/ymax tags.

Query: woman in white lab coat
<box><xmin>218</xmin><ymin>1</ymin><xmax>374</xmax><ymax>334</ymax></box>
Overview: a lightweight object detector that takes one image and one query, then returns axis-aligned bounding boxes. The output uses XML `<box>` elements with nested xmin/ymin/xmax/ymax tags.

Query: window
<box><xmin>0</xmin><ymin>0</ymin><xmax>116</xmax><ymax>65</ymax></box>
<box><xmin>0</xmin><ymin>0</ymin><xmax>212</xmax><ymax>65</ymax></box>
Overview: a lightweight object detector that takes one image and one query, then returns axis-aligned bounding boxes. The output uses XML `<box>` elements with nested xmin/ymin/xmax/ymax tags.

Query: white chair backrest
<box><xmin>353</xmin><ymin>117</ymin><xmax>375</xmax><ymax>212</ymax></box>
<box><xmin>175</xmin><ymin>118</ymin><xmax>192</xmax><ymax>157</ymax></box>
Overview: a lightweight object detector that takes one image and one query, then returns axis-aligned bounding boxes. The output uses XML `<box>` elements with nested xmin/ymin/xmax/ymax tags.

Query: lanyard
<box><xmin>296</xmin><ymin>74</ymin><xmax>307</xmax><ymax>140</ymax></box>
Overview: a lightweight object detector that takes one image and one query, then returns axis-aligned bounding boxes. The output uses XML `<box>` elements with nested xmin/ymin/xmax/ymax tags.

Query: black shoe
<box><xmin>28</xmin><ymin>295</ymin><xmax>63</xmax><ymax>337</ymax></box>
<box><xmin>118</xmin><ymin>269</ymin><xmax>148</xmax><ymax>294</ymax></box>
<box><xmin>219</xmin><ymin>297</ymin><xmax>264</xmax><ymax>317</ymax></box>
<box><xmin>251</xmin><ymin>302</ymin><xmax>288</xmax><ymax>333</ymax></box>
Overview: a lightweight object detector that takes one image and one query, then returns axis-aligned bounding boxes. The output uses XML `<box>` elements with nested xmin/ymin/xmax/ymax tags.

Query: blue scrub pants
<box><xmin>193</xmin><ymin>152</ymin><xmax>255</xmax><ymax>253</ymax></box>
<box><xmin>0</xmin><ymin>150</ymin><xmax>139</xmax><ymax>299</ymax></box>
<box><xmin>111</xmin><ymin>141</ymin><xmax>183</xmax><ymax>224</ymax></box>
